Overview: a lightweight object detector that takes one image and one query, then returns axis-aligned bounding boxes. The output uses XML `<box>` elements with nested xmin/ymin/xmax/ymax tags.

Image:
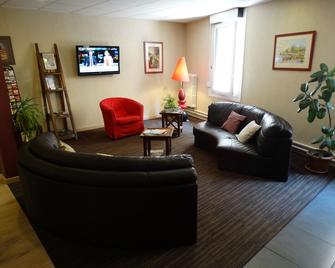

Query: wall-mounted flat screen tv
<box><xmin>76</xmin><ymin>45</ymin><xmax>120</xmax><ymax>76</ymax></box>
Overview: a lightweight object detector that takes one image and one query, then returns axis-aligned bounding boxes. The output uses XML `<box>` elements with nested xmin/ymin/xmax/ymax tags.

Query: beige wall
<box><xmin>186</xmin><ymin>0</ymin><xmax>335</xmax><ymax>146</ymax></box>
<box><xmin>0</xmin><ymin>8</ymin><xmax>185</xmax><ymax>130</ymax></box>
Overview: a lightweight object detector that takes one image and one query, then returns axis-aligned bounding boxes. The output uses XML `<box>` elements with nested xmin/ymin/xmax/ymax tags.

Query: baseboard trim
<box><xmin>76</xmin><ymin>116</ymin><xmax>161</xmax><ymax>133</ymax></box>
<box><xmin>292</xmin><ymin>141</ymin><xmax>335</xmax><ymax>166</ymax></box>
<box><xmin>292</xmin><ymin>141</ymin><xmax>311</xmax><ymax>155</ymax></box>
<box><xmin>185</xmin><ymin>108</ymin><xmax>207</xmax><ymax>120</ymax></box>
<box><xmin>77</xmin><ymin>124</ymin><xmax>104</xmax><ymax>132</ymax></box>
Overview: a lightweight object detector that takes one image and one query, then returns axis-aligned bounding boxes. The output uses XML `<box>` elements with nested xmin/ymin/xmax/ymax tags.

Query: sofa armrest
<box><xmin>256</xmin><ymin>113</ymin><xmax>293</xmax><ymax>156</ymax></box>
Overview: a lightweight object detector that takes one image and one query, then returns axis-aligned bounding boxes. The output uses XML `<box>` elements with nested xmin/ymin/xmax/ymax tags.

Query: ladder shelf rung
<box><xmin>57</xmin><ymin>130</ymin><xmax>76</xmax><ymax>140</ymax></box>
<box><xmin>47</xmin><ymin>88</ymin><xmax>65</xmax><ymax>93</ymax></box>
<box><xmin>51</xmin><ymin>112</ymin><xmax>70</xmax><ymax>118</ymax></box>
<box><xmin>43</xmin><ymin>72</ymin><xmax>61</xmax><ymax>75</ymax></box>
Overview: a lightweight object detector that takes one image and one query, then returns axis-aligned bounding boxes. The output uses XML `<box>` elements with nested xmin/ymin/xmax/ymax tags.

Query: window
<box><xmin>209</xmin><ymin>9</ymin><xmax>246</xmax><ymax>102</ymax></box>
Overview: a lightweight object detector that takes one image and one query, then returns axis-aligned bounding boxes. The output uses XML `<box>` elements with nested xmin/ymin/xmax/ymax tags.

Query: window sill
<box><xmin>208</xmin><ymin>89</ymin><xmax>240</xmax><ymax>103</ymax></box>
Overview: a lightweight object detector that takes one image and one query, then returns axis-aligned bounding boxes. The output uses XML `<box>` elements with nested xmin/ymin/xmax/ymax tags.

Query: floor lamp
<box><xmin>172</xmin><ymin>57</ymin><xmax>190</xmax><ymax>109</ymax></box>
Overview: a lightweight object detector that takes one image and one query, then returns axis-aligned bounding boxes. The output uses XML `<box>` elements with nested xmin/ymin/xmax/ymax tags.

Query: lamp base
<box><xmin>178</xmin><ymin>88</ymin><xmax>187</xmax><ymax>109</ymax></box>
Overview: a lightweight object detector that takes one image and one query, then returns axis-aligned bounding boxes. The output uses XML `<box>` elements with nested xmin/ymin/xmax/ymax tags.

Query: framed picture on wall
<box><xmin>272</xmin><ymin>31</ymin><xmax>316</xmax><ymax>71</ymax></box>
<box><xmin>0</xmin><ymin>36</ymin><xmax>15</xmax><ymax>65</ymax></box>
<box><xmin>143</xmin><ymin>41</ymin><xmax>163</xmax><ymax>73</ymax></box>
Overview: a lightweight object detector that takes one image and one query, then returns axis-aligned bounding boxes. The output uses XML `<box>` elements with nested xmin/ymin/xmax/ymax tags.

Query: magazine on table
<box><xmin>143</xmin><ymin>129</ymin><xmax>167</xmax><ymax>135</ymax></box>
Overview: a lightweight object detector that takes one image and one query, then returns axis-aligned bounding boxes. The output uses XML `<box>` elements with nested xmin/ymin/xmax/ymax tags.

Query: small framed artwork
<box><xmin>272</xmin><ymin>31</ymin><xmax>316</xmax><ymax>71</ymax></box>
<box><xmin>0</xmin><ymin>36</ymin><xmax>15</xmax><ymax>65</ymax></box>
<box><xmin>42</xmin><ymin>53</ymin><xmax>57</xmax><ymax>71</ymax></box>
<box><xmin>143</xmin><ymin>41</ymin><xmax>163</xmax><ymax>73</ymax></box>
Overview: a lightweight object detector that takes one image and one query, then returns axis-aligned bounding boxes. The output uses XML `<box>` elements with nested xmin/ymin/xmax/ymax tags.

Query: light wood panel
<box><xmin>0</xmin><ymin>175</ymin><xmax>54</xmax><ymax>268</ymax></box>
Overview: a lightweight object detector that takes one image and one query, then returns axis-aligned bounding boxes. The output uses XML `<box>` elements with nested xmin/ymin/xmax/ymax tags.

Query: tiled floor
<box><xmin>245</xmin><ymin>179</ymin><xmax>335</xmax><ymax>268</ymax></box>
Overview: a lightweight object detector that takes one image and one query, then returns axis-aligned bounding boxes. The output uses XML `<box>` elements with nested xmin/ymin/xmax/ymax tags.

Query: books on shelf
<box><xmin>143</xmin><ymin>129</ymin><xmax>167</xmax><ymax>135</ymax></box>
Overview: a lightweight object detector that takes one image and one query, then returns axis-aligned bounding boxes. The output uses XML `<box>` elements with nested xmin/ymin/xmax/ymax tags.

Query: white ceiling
<box><xmin>0</xmin><ymin>0</ymin><xmax>271</xmax><ymax>22</ymax></box>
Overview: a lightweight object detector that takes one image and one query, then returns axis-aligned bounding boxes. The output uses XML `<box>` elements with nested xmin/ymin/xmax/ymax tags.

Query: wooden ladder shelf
<box><xmin>35</xmin><ymin>43</ymin><xmax>77</xmax><ymax>142</ymax></box>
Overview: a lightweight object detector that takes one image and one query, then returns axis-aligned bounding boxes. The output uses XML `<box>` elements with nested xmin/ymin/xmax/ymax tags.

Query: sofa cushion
<box><xmin>221</xmin><ymin>111</ymin><xmax>246</xmax><ymax>133</ymax></box>
<box><xmin>236</xmin><ymin>120</ymin><xmax>261</xmax><ymax>143</ymax></box>
<box><xmin>116</xmin><ymin>115</ymin><xmax>141</xmax><ymax>125</ymax></box>
<box><xmin>193</xmin><ymin>121</ymin><xmax>236</xmax><ymax>152</ymax></box>
<box><xmin>194</xmin><ymin>121</ymin><xmax>236</xmax><ymax>140</ymax></box>
<box><xmin>216</xmin><ymin>137</ymin><xmax>259</xmax><ymax>157</ymax></box>
<box><xmin>60</xmin><ymin>141</ymin><xmax>76</xmax><ymax>153</ymax></box>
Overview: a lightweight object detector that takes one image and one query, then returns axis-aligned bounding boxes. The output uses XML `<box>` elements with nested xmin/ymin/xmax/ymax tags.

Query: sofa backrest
<box><xmin>100</xmin><ymin>97</ymin><xmax>143</xmax><ymax>116</ymax></box>
<box><xmin>19</xmin><ymin>132</ymin><xmax>197</xmax><ymax>187</ymax></box>
<box><xmin>208</xmin><ymin>102</ymin><xmax>292</xmax><ymax>156</ymax></box>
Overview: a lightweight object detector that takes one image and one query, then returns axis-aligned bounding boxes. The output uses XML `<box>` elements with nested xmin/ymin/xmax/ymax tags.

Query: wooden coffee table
<box><xmin>160</xmin><ymin>109</ymin><xmax>183</xmax><ymax>137</ymax></box>
<box><xmin>140</xmin><ymin>128</ymin><xmax>174</xmax><ymax>156</ymax></box>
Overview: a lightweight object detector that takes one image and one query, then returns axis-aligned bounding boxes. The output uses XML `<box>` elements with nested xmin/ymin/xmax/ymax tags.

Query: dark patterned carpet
<box><xmin>10</xmin><ymin>118</ymin><xmax>333</xmax><ymax>268</ymax></box>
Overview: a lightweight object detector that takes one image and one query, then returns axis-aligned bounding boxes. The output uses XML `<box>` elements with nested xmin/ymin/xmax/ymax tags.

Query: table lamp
<box><xmin>172</xmin><ymin>56</ymin><xmax>190</xmax><ymax>109</ymax></box>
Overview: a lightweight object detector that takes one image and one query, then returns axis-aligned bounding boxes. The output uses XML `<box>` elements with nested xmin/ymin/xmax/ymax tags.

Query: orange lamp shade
<box><xmin>171</xmin><ymin>57</ymin><xmax>190</xmax><ymax>82</ymax></box>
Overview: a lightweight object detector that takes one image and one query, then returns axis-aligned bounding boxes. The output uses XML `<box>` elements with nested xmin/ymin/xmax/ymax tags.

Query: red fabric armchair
<box><xmin>100</xmin><ymin>97</ymin><xmax>144</xmax><ymax>139</ymax></box>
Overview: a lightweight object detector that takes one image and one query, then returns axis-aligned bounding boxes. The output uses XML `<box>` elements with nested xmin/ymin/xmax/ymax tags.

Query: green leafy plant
<box><xmin>163</xmin><ymin>94</ymin><xmax>178</xmax><ymax>109</ymax></box>
<box><xmin>293</xmin><ymin>63</ymin><xmax>335</xmax><ymax>157</ymax></box>
<box><xmin>13</xmin><ymin>98</ymin><xmax>44</xmax><ymax>142</ymax></box>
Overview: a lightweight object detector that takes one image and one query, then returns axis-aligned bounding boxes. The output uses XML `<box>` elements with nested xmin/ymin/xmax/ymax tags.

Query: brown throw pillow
<box><xmin>221</xmin><ymin>111</ymin><xmax>247</xmax><ymax>134</ymax></box>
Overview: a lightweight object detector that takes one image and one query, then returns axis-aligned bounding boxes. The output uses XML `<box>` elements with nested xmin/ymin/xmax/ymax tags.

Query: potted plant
<box><xmin>13</xmin><ymin>98</ymin><xmax>44</xmax><ymax>142</ymax></box>
<box><xmin>293</xmin><ymin>63</ymin><xmax>335</xmax><ymax>173</ymax></box>
<box><xmin>163</xmin><ymin>94</ymin><xmax>179</xmax><ymax>112</ymax></box>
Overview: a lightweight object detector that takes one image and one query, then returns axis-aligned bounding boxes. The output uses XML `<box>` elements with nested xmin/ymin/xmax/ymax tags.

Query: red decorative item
<box><xmin>178</xmin><ymin>88</ymin><xmax>187</xmax><ymax>109</ymax></box>
<box><xmin>172</xmin><ymin>57</ymin><xmax>189</xmax><ymax>109</ymax></box>
<box><xmin>100</xmin><ymin>97</ymin><xmax>144</xmax><ymax>139</ymax></box>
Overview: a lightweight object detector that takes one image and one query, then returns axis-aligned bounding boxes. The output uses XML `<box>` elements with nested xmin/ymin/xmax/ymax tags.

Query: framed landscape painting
<box><xmin>0</xmin><ymin>36</ymin><xmax>15</xmax><ymax>65</ymax></box>
<box><xmin>144</xmin><ymin>41</ymin><xmax>163</xmax><ymax>73</ymax></box>
<box><xmin>272</xmin><ymin>31</ymin><xmax>316</xmax><ymax>71</ymax></box>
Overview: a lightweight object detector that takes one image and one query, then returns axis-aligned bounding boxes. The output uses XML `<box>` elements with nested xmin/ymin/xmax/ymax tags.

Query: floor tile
<box><xmin>301</xmin><ymin>192</ymin><xmax>335</xmax><ymax>212</ymax></box>
<box><xmin>266</xmin><ymin>224</ymin><xmax>335</xmax><ymax>268</ymax></box>
<box><xmin>244</xmin><ymin>248</ymin><xmax>301</xmax><ymax>268</ymax></box>
<box><xmin>291</xmin><ymin>203</ymin><xmax>335</xmax><ymax>246</ymax></box>
<box><xmin>324</xmin><ymin>179</ymin><xmax>335</xmax><ymax>191</ymax></box>
<box><xmin>289</xmin><ymin>179</ymin><xmax>335</xmax><ymax>246</ymax></box>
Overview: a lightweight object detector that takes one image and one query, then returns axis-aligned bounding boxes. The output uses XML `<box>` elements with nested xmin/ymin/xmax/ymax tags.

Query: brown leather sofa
<box><xmin>18</xmin><ymin>132</ymin><xmax>197</xmax><ymax>248</ymax></box>
<box><xmin>193</xmin><ymin>102</ymin><xmax>292</xmax><ymax>181</ymax></box>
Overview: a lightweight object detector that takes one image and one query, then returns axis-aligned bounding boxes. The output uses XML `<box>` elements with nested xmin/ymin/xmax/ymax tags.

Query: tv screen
<box><xmin>76</xmin><ymin>45</ymin><xmax>120</xmax><ymax>76</ymax></box>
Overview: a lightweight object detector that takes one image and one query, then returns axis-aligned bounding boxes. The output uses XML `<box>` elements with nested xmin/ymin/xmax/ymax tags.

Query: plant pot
<box><xmin>305</xmin><ymin>149</ymin><xmax>333</xmax><ymax>174</ymax></box>
<box><xmin>164</xmin><ymin>108</ymin><xmax>179</xmax><ymax>113</ymax></box>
